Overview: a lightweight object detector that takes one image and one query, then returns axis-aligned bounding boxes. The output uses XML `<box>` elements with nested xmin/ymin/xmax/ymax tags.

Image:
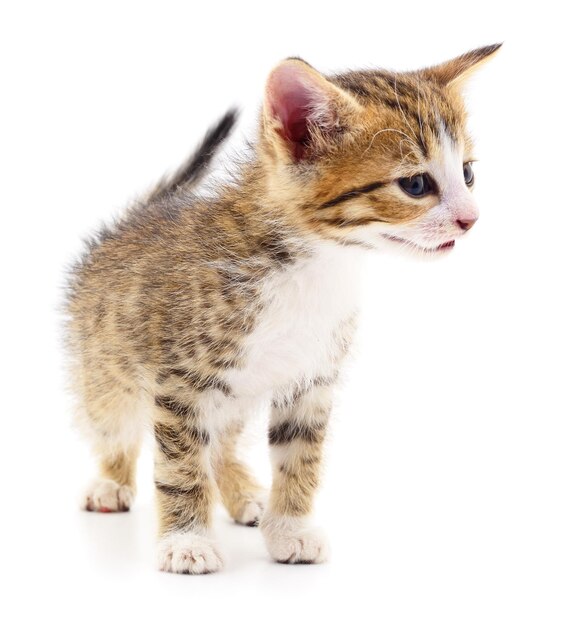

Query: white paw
<box><xmin>261</xmin><ymin>516</ymin><xmax>329</xmax><ymax>564</ymax></box>
<box><xmin>157</xmin><ymin>532</ymin><xmax>224</xmax><ymax>574</ymax></box>
<box><xmin>83</xmin><ymin>478</ymin><xmax>134</xmax><ymax>512</ymax></box>
<box><xmin>235</xmin><ymin>494</ymin><xmax>267</xmax><ymax>527</ymax></box>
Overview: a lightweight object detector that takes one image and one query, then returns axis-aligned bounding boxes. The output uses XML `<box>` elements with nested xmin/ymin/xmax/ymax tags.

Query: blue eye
<box><xmin>464</xmin><ymin>162</ymin><xmax>474</xmax><ymax>186</ymax></box>
<box><xmin>398</xmin><ymin>173</ymin><xmax>434</xmax><ymax>198</ymax></box>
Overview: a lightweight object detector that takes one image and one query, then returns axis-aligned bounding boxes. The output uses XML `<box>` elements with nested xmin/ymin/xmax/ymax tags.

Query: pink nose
<box><xmin>456</xmin><ymin>218</ymin><xmax>477</xmax><ymax>232</ymax></box>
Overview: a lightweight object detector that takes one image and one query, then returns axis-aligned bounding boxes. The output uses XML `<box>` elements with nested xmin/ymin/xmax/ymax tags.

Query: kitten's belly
<box><xmin>224</xmin><ymin>245</ymin><xmax>362</xmax><ymax>398</ymax></box>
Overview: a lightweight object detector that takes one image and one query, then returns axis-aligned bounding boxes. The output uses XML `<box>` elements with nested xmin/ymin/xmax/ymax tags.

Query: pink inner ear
<box><xmin>268</xmin><ymin>65</ymin><xmax>328</xmax><ymax>159</ymax></box>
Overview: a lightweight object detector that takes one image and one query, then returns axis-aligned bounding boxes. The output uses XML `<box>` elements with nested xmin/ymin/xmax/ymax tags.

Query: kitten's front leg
<box><xmin>261</xmin><ymin>381</ymin><xmax>333</xmax><ymax>564</ymax></box>
<box><xmin>153</xmin><ymin>394</ymin><xmax>223</xmax><ymax>574</ymax></box>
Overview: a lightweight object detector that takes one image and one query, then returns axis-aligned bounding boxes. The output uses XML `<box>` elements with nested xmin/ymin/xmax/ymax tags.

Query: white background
<box><xmin>1</xmin><ymin>1</ymin><xmax>568</xmax><ymax>624</ymax></box>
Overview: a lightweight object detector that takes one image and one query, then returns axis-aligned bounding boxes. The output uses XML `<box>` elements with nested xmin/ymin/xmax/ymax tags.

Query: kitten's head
<box><xmin>259</xmin><ymin>45</ymin><xmax>501</xmax><ymax>256</ymax></box>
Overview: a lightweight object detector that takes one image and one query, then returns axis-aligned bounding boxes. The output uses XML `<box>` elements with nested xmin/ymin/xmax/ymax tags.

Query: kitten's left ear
<box><xmin>423</xmin><ymin>43</ymin><xmax>503</xmax><ymax>88</ymax></box>
<box><xmin>263</xmin><ymin>58</ymin><xmax>362</xmax><ymax>162</ymax></box>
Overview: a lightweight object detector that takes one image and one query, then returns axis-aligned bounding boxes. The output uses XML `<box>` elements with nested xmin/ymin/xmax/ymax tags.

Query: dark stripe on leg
<box><xmin>155</xmin><ymin>481</ymin><xmax>205</xmax><ymax>499</ymax></box>
<box><xmin>154</xmin><ymin>423</ymin><xmax>210</xmax><ymax>461</ymax></box>
<box><xmin>268</xmin><ymin>420</ymin><xmax>327</xmax><ymax>446</ymax></box>
<box><xmin>155</xmin><ymin>396</ymin><xmax>197</xmax><ymax>419</ymax></box>
<box><xmin>156</xmin><ymin>370</ymin><xmax>233</xmax><ymax>396</ymax></box>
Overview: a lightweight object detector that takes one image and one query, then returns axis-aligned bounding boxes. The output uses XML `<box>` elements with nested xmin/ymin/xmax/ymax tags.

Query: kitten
<box><xmin>66</xmin><ymin>44</ymin><xmax>500</xmax><ymax>574</ymax></box>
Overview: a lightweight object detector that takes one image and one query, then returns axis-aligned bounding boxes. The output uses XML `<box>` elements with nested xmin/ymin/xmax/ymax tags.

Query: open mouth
<box><xmin>382</xmin><ymin>235</ymin><xmax>456</xmax><ymax>253</ymax></box>
<box><xmin>435</xmin><ymin>240</ymin><xmax>455</xmax><ymax>251</ymax></box>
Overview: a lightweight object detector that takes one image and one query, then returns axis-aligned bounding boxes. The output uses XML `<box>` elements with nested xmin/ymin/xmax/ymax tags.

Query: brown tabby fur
<box><xmin>65</xmin><ymin>45</ymin><xmax>500</xmax><ymax>555</ymax></box>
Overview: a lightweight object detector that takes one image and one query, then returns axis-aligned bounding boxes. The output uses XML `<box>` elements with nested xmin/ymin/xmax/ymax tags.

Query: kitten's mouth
<box><xmin>382</xmin><ymin>235</ymin><xmax>456</xmax><ymax>253</ymax></box>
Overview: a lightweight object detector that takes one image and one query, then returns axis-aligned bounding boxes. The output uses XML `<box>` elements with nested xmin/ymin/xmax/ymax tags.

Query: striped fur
<box><xmin>65</xmin><ymin>45</ymin><xmax>500</xmax><ymax>573</ymax></box>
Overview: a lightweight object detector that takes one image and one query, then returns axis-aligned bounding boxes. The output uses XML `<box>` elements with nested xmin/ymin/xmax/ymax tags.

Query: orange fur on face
<box><xmin>257</xmin><ymin>45</ymin><xmax>499</xmax><ymax>248</ymax></box>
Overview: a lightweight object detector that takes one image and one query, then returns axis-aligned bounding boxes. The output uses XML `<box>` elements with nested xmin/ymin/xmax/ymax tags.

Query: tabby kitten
<box><xmin>66</xmin><ymin>45</ymin><xmax>500</xmax><ymax>574</ymax></box>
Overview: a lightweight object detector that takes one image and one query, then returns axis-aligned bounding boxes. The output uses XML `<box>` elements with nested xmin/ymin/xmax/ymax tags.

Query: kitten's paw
<box><xmin>83</xmin><ymin>478</ymin><xmax>134</xmax><ymax>512</ymax></box>
<box><xmin>261</xmin><ymin>516</ymin><xmax>329</xmax><ymax>564</ymax></box>
<box><xmin>234</xmin><ymin>494</ymin><xmax>267</xmax><ymax>527</ymax></box>
<box><xmin>157</xmin><ymin>532</ymin><xmax>224</xmax><ymax>575</ymax></box>
<box><xmin>268</xmin><ymin>528</ymin><xmax>329</xmax><ymax>564</ymax></box>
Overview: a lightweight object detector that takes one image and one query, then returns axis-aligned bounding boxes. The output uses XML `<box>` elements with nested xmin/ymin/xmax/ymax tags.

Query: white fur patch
<box><xmin>234</xmin><ymin>495</ymin><xmax>267</xmax><ymax>526</ymax></box>
<box><xmin>83</xmin><ymin>478</ymin><xmax>134</xmax><ymax>512</ymax></box>
<box><xmin>224</xmin><ymin>241</ymin><xmax>363</xmax><ymax>399</ymax></box>
<box><xmin>260</xmin><ymin>514</ymin><xmax>329</xmax><ymax>564</ymax></box>
<box><xmin>157</xmin><ymin>531</ymin><xmax>224</xmax><ymax>574</ymax></box>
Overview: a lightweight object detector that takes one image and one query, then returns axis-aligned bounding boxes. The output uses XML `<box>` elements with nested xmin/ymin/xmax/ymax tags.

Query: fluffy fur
<box><xmin>65</xmin><ymin>45</ymin><xmax>500</xmax><ymax>573</ymax></box>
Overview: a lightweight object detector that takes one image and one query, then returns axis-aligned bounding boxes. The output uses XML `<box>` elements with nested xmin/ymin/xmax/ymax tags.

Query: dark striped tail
<box><xmin>149</xmin><ymin>107</ymin><xmax>239</xmax><ymax>202</ymax></box>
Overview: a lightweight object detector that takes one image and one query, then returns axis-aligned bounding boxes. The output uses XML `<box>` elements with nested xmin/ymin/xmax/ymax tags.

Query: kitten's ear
<box><xmin>263</xmin><ymin>58</ymin><xmax>362</xmax><ymax>161</ymax></box>
<box><xmin>423</xmin><ymin>43</ymin><xmax>502</xmax><ymax>88</ymax></box>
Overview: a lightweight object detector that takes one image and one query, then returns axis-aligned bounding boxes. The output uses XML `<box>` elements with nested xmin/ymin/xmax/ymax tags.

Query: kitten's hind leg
<box><xmin>214</xmin><ymin>421</ymin><xmax>267</xmax><ymax>526</ymax></box>
<box><xmin>84</xmin><ymin>446</ymin><xmax>140</xmax><ymax>513</ymax></box>
<box><xmin>78</xmin><ymin>380</ymin><xmax>143</xmax><ymax>513</ymax></box>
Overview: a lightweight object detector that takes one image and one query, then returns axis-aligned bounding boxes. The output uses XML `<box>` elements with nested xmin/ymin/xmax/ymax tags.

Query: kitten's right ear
<box><xmin>263</xmin><ymin>59</ymin><xmax>361</xmax><ymax>162</ymax></box>
<box><xmin>423</xmin><ymin>43</ymin><xmax>503</xmax><ymax>89</ymax></box>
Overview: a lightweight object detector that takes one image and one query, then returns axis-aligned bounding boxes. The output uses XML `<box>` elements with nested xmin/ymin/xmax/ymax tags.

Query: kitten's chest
<box><xmin>226</xmin><ymin>245</ymin><xmax>362</xmax><ymax>397</ymax></box>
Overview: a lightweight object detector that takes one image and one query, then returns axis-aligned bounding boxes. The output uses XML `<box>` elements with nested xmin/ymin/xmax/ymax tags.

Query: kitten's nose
<box><xmin>456</xmin><ymin>218</ymin><xmax>477</xmax><ymax>232</ymax></box>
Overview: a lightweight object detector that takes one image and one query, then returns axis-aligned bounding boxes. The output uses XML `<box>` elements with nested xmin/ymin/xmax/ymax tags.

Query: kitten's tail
<box><xmin>148</xmin><ymin>107</ymin><xmax>239</xmax><ymax>202</ymax></box>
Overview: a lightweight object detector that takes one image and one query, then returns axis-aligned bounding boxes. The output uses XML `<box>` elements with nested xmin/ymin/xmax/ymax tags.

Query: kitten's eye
<box><xmin>463</xmin><ymin>162</ymin><xmax>475</xmax><ymax>186</ymax></box>
<box><xmin>398</xmin><ymin>174</ymin><xmax>434</xmax><ymax>198</ymax></box>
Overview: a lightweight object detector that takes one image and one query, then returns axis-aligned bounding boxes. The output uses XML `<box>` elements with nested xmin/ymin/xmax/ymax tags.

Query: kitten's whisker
<box><xmin>392</xmin><ymin>77</ymin><xmax>420</xmax><ymax>142</ymax></box>
<box><xmin>416</xmin><ymin>81</ymin><xmax>427</xmax><ymax>150</ymax></box>
<box><xmin>398</xmin><ymin>138</ymin><xmax>419</xmax><ymax>164</ymax></box>
<box><xmin>363</xmin><ymin>128</ymin><xmax>421</xmax><ymax>155</ymax></box>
